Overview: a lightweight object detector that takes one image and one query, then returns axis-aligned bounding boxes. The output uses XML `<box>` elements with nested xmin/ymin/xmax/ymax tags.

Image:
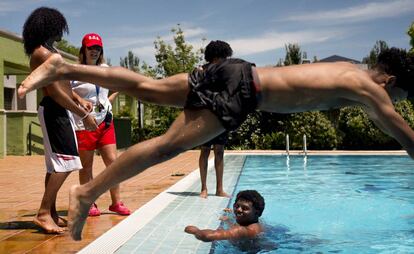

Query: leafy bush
<box><xmin>227</xmin><ymin>112</ymin><xmax>264</xmax><ymax>149</ymax></box>
<box><xmin>338</xmin><ymin>107</ymin><xmax>396</xmax><ymax>149</ymax></box>
<box><xmin>284</xmin><ymin>112</ymin><xmax>339</xmax><ymax>149</ymax></box>
<box><xmin>227</xmin><ymin>111</ymin><xmax>338</xmax><ymax>150</ymax></box>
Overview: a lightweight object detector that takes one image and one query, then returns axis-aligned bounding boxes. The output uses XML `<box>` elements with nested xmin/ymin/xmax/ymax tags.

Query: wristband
<box><xmin>81</xmin><ymin>111</ymin><xmax>90</xmax><ymax>121</ymax></box>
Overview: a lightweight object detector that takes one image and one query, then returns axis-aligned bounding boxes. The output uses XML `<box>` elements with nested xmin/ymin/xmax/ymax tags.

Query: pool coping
<box><xmin>78</xmin><ymin>151</ymin><xmax>408</xmax><ymax>253</ymax></box>
<box><xmin>78</xmin><ymin>158</ymin><xmax>215</xmax><ymax>254</ymax></box>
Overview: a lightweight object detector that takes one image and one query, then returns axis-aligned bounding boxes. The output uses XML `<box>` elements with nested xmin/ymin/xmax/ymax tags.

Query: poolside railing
<box><xmin>286</xmin><ymin>134</ymin><xmax>290</xmax><ymax>156</ymax></box>
<box><xmin>285</xmin><ymin>134</ymin><xmax>308</xmax><ymax>157</ymax></box>
<box><xmin>303</xmin><ymin>134</ymin><xmax>308</xmax><ymax>156</ymax></box>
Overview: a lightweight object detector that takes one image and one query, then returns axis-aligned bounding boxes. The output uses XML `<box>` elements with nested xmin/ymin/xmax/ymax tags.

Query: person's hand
<box><xmin>82</xmin><ymin>114</ymin><xmax>98</xmax><ymax>131</ymax></box>
<box><xmin>219</xmin><ymin>215</ymin><xmax>229</xmax><ymax>221</ymax></box>
<box><xmin>184</xmin><ymin>225</ymin><xmax>199</xmax><ymax>234</ymax></box>
<box><xmin>223</xmin><ymin>208</ymin><xmax>232</xmax><ymax>213</ymax></box>
<box><xmin>78</xmin><ymin>98</ymin><xmax>93</xmax><ymax>112</ymax></box>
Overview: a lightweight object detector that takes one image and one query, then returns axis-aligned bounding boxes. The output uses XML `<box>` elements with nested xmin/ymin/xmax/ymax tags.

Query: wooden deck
<box><xmin>0</xmin><ymin>151</ymin><xmax>202</xmax><ymax>254</ymax></box>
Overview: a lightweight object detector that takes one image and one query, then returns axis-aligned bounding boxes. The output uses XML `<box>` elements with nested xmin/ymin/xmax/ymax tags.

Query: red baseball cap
<box><xmin>82</xmin><ymin>33</ymin><xmax>103</xmax><ymax>48</ymax></box>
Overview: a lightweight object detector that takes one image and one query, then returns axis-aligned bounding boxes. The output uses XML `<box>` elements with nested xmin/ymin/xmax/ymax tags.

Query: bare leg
<box><xmin>213</xmin><ymin>145</ymin><xmax>230</xmax><ymax>197</ymax></box>
<box><xmin>198</xmin><ymin>147</ymin><xmax>211</xmax><ymax>198</ymax></box>
<box><xmin>34</xmin><ymin>171</ymin><xmax>70</xmax><ymax>234</ymax></box>
<box><xmin>19</xmin><ymin>54</ymin><xmax>189</xmax><ymax>107</ymax></box>
<box><xmin>46</xmin><ymin>173</ymin><xmax>65</xmax><ymax>226</ymax></box>
<box><xmin>78</xmin><ymin>150</ymin><xmax>95</xmax><ymax>185</ymax></box>
<box><xmin>68</xmin><ymin>109</ymin><xmax>225</xmax><ymax>240</ymax></box>
<box><xmin>99</xmin><ymin>144</ymin><xmax>121</xmax><ymax>205</ymax></box>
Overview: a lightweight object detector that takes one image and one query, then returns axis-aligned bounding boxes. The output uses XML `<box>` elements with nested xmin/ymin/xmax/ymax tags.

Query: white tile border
<box><xmin>78</xmin><ymin>158</ymin><xmax>215</xmax><ymax>254</ymax></box>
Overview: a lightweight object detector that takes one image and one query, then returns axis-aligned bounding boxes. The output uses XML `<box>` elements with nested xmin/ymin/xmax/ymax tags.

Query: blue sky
<box><xmin>1</xmin><ymin>0</ymin><xmax>413</xmax><ymax>66</ymax></box>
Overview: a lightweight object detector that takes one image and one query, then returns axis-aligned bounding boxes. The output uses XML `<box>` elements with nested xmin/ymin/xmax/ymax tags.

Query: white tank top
<box><xmin>71</xmin><ymin>64</ymin><xmax>113</xmax><ymax>130</ymax></box>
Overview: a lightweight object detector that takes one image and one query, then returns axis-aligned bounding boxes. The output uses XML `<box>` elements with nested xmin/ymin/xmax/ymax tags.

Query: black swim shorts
<box><xmin>184</xmin><ymin>58</ymin><xmax>258</xmax><ymax>131</ymax></box>
<box><xmin>201</xmin><ymin>132</ymin><xmax>228</xmax><ymax>147</ymax></box>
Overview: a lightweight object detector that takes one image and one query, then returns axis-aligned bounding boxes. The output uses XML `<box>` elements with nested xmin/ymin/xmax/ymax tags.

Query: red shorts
<box><xmin>76</xmin><ymin>121</ymin><xmax>116</xmax><ymax>151</ymax></box>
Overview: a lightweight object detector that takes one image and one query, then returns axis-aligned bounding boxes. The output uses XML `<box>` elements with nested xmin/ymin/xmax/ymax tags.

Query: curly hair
<box><xmin>22</xmin><ymin>7</ymin><xmax>68</xmax><ymax>55</ymax></box>
<box><xmin>376</xmin><ymin>47</ymin><xmax>414</xmax><ymax>97</ymax></box>
<box><xmin>235</xmin><ymin>190</ymin><xmax>265</xmax><ymax>217</ymax></box>
<box><xmin>204</xmin><ymin>40</ymin><xmax>233</xmax><ymax>62</ymax></box>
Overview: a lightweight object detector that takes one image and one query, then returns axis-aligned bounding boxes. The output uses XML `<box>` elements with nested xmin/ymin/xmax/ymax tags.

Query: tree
<box><xmin>55</xmin><ymin>39</ymin><xmax>80</xmax><ymax>56</ymax></box>
<box><xmin>362</xmin><ymin>40</ymin><xmax>389</xmax><ymax>68</ymax></box>
<box><xmin>283</xmin><ymin>43</ymin><xmax>302</xmax><ymax>66</ymax></box>
<box><xmin>130</xmin><ymin>25</ymin><xmax>204</xmax><ymax>142</ymax></box>
<box><xmin>408</xmin><ymin>21</ymin><xmax>414</xmax><ymax>54</ymax></box>
<box><xmin>153</xmin><ymin>25</ymin><xmax>203</xmax><ymax>77</ymax></box>
<box><xmin>119</xmin><ymin>51</ymin><xmax>143</xmax><ymax>126</ymax></box>
<box><xmin>120</xmin><ymin>51</ymin><xmax>140</xmax><ymax>72</ymax></box>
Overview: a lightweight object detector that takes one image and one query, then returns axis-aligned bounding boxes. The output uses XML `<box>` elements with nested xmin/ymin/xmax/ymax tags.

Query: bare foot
<box><xmin>18</xmin><ymin>53</ymin><xmax>64</xmax><ymax>99</ymax></box>
<box><xmin>33</xmin><ymin>214</ymin><xmax>65</xmax><ymax>234</ymax></box>
<box><xmin>51</xmin><ymin>209</ymin><xmax>68</xmax><ymax>227</ymax></box>
<box><xmin>53</xmin><ymin>215</ymin><xmax>68</xmax><ymax>227</ymax></box>
<box><xmin>68</xmin><ymin>185</ymin><xmax>93</xmax><ymax>241</ymax></box>
<box><xmin>216</xmin><ymin>191</ymin><xmax>231</xmax><ymax>198</ymax></box>
<box><xmin>199</xmin><ymin>189</ymin><xmax>208</xmax><ymax>198</ymax></box>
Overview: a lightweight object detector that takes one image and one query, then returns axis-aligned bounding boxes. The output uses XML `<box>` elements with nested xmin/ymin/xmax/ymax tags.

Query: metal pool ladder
<box><xmin>285</xmin><ymin>134</ymin><xmax>308</xmax><ymax>157</ymax></box>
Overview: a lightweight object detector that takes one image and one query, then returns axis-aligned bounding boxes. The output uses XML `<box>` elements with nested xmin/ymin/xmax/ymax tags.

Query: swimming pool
<box><xmin>214</xmin><ymin>155</ymin><xmax>414</xmax><ymax>253</ymax></box>
<box><xmin>80</xmin><ymin>154</ymin><xmax>414</xmax><ymax>253</ymax></box>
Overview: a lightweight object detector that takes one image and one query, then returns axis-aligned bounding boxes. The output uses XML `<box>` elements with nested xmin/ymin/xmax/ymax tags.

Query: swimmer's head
<box><xmin>22</xmin><ymin>7</ymin><xmax>68</xmax><ymax>55</ymax></box>
<box><xmin>374</xmin><ymin>47</ymin><xmax>414</xmax><ymax>99</ymax></box>
<box><xmin>204</xmin><ymin>40</ymin><xmax>233</xmax><ymax>63</ymax></box>
<box><xmin>233</xmin><ymin>190</ymin><xmax>265</xmax><ymax>226</ymax></box>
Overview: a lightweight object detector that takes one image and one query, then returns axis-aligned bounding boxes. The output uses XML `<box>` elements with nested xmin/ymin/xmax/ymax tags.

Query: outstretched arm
<box><xmin>108</xmin><ymin>92</ymin><xmax>119</xmax><ymax>104</ymax></box>
<box><xmin>361</xmin><ymin>85</ymin><xmax>414</xmax><ymax>158</ymax></box>
<box><xmin>184</xmin><ymin>224</ymin><xmax>261</xmax><ymax>242</ymax></box>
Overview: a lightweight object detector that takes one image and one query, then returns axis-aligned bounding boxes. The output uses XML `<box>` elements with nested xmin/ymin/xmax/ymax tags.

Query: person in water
<box><xmin>185</xmin><ymin>190</ymin><xmax>265</xmax><ymax>242</ymax></box>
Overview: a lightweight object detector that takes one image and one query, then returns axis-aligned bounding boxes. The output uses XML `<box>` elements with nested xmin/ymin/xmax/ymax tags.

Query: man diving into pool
<box><xmin>18</xmin><ymin>46</ymin><xmax>414</xmax><ymax>240</ymax></box>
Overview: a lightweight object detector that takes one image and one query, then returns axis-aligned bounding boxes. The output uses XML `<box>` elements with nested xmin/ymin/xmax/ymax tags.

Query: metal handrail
<box><xmin>27</xmin><ymin>121</ymin><xmax>41</xmax><ymax>155</ymax></box>
<box><xmin>286</xmin><ymin>134</ymin><xmax>289</xmax><ymax>156</ymax></box>
<box><xmin>303</xmin><ymin>134</ymin><xmax>308</xmax><ymax>156</ymax></box>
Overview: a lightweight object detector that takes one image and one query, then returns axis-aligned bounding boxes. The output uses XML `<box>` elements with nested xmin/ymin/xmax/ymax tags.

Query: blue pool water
<box><xmin>213</xmin><ymin>155</ymin><xmax>414</xmax><ymax>254</ymax></box>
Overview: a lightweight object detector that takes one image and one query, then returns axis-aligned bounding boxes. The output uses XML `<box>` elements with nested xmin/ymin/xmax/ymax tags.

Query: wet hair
<box><xmin>204</xmin><ymin>40</ymin><xmax>233</xmax><ymax>62</ymax></box>
<box><xmin>235</xmin><ymin>190</ymin><xmax>265</xmax><ymax>217</ymax></box>
<box><xmin>375</xmin><ymin>47</ymin><xmax>414</xmax><ymax>98</ymax></box>
<box><xmin>22</xmin><ymin>7</ymin><xmax>68</xmax><ymax>55</ymax></box>
<box><xmin>78</xmin><ymin>45</ymin><xmax>105</xmax><ymax>65</ymax></box>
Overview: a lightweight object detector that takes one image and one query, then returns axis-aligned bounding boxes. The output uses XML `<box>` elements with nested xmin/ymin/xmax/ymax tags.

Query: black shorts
<box><xmin>201</xmin><ymin>132</ymin><xmax>228</xmax><ymax>147</ymax></box>
<box><xmin>184</xmin><ymin>58</ymin><xmax>258</xmax><ymax>131</ymax></box>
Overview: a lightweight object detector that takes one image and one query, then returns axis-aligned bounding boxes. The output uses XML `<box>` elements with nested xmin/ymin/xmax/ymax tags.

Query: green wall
<box><xmin>0</xmin><ymin>31</ymin><xmax>30</xmax><ymax>157</ymax></box>
<box><xmin>6</xmin><ymin>112</ymin><xmax>42</xmax><ymax>155</ymax></box>
<box><xmin>0</xmin><ymin>30</ymin><xmax>134</xmax><ymax>157</ymax></box>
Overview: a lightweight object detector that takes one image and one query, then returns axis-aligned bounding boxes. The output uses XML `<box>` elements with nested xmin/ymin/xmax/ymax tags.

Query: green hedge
<box><xmin>130</xmin><ymin>100</ymin><xmax>414</xmax><ymax>150</ymax></box>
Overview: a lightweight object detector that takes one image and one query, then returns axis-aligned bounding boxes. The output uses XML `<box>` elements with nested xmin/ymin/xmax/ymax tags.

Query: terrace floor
<box><xmin>0</xmin><ymin>150</ymin><xmax>203</xmax><ymax>254</ymax></box>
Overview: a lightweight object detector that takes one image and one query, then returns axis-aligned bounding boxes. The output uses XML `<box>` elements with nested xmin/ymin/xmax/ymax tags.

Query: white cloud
<box><xmin>105</xmin><ymin>36</ymin><xmax>154</xmax><ymax>50</ymax></box>
<box><xmin>283</xmin><ymin>0</ymin><xmax>414</xmax><ymax>24</ymax></box>
<box><xmin>113</xmin><ymin>28</ymin><xmax>346</xmax><ymax>65</ymax></box>
<box><xmin>129</xmin><ymin>45</ymin><xmax>157</xmax><ymax>64</ymax></box>
<box><xmin>228</xmin><ymin>29</ymin><xmax>344</xmax><ymax>56</ymax></box>
<box><xmin>105</xmin><ymin>24</ymin><xmax>207</xmax><ymax>50</ymax></box>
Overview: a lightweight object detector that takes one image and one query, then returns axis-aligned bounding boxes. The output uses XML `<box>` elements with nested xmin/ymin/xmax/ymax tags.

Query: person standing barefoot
<box><xmin>22</xmin><ymin>7</ymin><xmax>97</xmax><ymax>234</ymax></box>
